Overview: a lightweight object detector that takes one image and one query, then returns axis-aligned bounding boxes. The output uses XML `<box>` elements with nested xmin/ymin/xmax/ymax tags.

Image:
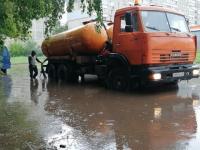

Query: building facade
<box><xmin>102</xmin><ymin>0</ymin><xmax>134</xmax><ymax>21</ymax></box>
<box><xmin>65</xmin><ymin>0</ymin><xmax>92</xmax><ymax>29</ymax></box>
<box><xmin>144</xmin><ymin>0</ymin><xmax>200</xmax><ymax>25</ymax></box>
<box><xmin>102</xmin><ymin>0</ymin><xmax>200</xmax><ymax>25</ymax></box>
<box><xmin>31</xmin><ymin>19</ymin><xmax>46</xmax><ymax>45</ymax></box>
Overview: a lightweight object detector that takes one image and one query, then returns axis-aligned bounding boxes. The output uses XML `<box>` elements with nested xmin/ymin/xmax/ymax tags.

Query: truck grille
<box><xmin>152</xmin><ymin>50</ymin><xmax>195</xmax><ymax>63</ymax></box>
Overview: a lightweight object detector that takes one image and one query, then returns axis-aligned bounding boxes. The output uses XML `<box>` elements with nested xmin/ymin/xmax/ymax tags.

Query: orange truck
<box><xmin>41</xmin><ymin>2</ymin><xmax>199</xmax><ymax>90</ymax></box>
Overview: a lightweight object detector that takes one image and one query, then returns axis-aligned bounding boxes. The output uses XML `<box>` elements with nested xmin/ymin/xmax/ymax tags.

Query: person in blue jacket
<box><xmin>0</xmin><ymin>40</ymin><xmax>11</xmax><ymax>75</ymax></box>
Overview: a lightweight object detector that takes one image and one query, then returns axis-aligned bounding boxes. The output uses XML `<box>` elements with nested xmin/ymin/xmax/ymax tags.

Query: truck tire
<box><xmin>57</xmin><ymin>64</ymin><xmax>69</xmax><ymax>82</ymax></box>
<box><xmin>57</xmin><ymin>64</ymin><xmax>78</xmax><ymax>83</ymax></box>
<box><xmin>48</xmin><ymin>64</ymin><xmax>57</xmax><ymax>81</ymax></box>
<box><xmin>66</xmin><ymin>64</ymin><xmax>78</xmax><ymax>83</ymax></box>
<box><xmin>108</xmin><ymin>68</ymin><xmax>129</xmax><ymax>91</ymax></box>
<box><xmin>70</xmin><ymin>73</ymin><xmax>78</xmax><ymax>83</ymax></box>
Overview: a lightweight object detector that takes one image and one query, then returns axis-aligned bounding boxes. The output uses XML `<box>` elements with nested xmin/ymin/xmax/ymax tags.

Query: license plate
<box><xmin>173</xmin><ymin>72</ymin><xmax>184</xmax><ymax>77</ymax></box>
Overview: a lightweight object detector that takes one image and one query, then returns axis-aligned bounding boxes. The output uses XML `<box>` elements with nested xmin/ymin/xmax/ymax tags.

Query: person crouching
<box><xmin>28</xmin><ymin>51</ymin><xmax>42</xmax><ymax>79</ymax></box>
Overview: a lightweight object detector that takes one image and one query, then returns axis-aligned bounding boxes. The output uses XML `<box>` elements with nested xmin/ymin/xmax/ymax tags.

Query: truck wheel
<box><xmin>48</xmin><ymin>64</ymin><xmax>57</xmax><ymax>81</ymax></box>
<box><xmin>57</xmin><ymin>64</ymin><xmax>69</xmax><ymax>82</ymax></box>
<box><xmin>108</xmin><ymin>68</ymin><xmax>129</xmax><ymax>91</ymax></box>
<box><xmin>57</xmin><ymin>64</ymin><xmax>78</xmax><ymax>83</ymax></box>
<box><xmin>66</xmin><ymin>64</ymin><xmax>78</xmax><ymax>83</ymax></box>
<box><xmin>131</xmin><ymin>78</ymin><xmax>141</xmax><ymax>90</ymax></box>
<box><xmin>69</xmin><ymin>73</ymin><xmax>78</xmax><ymax>83</ymax></box>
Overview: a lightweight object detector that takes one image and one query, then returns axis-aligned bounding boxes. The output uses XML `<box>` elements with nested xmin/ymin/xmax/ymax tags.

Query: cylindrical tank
<box><xmin>107</xmin><ymin>25</ymin><xmax>113</xmax><ymax>41</ymax></box>
<box><xmin>42</xmin><ymin>23</ymin><xmax>113</xmax><ymax>57</ymax></box>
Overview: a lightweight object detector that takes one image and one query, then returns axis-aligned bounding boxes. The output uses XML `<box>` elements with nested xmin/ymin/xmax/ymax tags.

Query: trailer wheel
<box><xmin>48</xmin><ymin>64</ymin><xmax>57</xmax><ymax>81</ymax></box>
<box><xmin>57</xmin><ymin>64</ymin><xmax>69</xmax><ymax>82</ymax></box>
<box><xmin>57</xmin><ymin>64</ymin><xmax>78</xmax><ymax>83</ymax></box>
<box><xmin>70</xmin><ymin>73</ymin><xmax>78</xmax><ymax>83</ymax></box>
<box><xmin>108</xmin><ymin>68</ymin><xmax>129</xmax><ymax>91</ymax></box>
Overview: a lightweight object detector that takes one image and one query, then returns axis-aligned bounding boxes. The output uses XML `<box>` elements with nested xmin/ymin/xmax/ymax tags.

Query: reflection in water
<box><xmin>1</xmin><ymin>64</ymin><xmax>200</xmax><ymax>150</ymax></box>
<box><xmin>188</xmin><ymin>96</ymin><xmax>200</xmax><ymax>150</ymax></box>
<box><xmin>0</xmin><ymin>75</ymin><xmax>44</xmax><ymax>149</ymax></box>
<box><xmin>193</xmin><ymin>100</ymin><xmax>199</xmax><ymax>107</ymax></box>
<box><xmin>42</xmin><ymin>79</ymin><xmax>47</xmax><ymax>91</ymax></box>
<box><xmin>30</xmin><ymin>79</ymin><xmax>39</xmax><ymax>104</ymax></box>
<box><xmin>154</xmin><ymin>107</ymin><xmax>162</xmax><ymax>119</ymax></box>
<box><xmin>0</xmin><ymin>75</ymin><xmax>12</xmax><ymax>97</ymax></box>
<box><xmin>43</xmin><ymin>80</ymin><xmax>200</xmax><ymax>150</ymax></box>
<box><xmin>30</xmin><ymin>79</ymin><xmax>47</xmax><ymax>105</ymax></box>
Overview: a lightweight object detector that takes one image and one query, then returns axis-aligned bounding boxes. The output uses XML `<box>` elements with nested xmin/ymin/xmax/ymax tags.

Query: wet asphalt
<box><xmin>0</xmin><ymin>64</ymin><xmax>200</xmax><ymax>150</ymax></box>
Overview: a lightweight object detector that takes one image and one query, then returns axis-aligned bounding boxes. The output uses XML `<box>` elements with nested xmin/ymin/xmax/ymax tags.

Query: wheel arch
<box><xmin>106</xmin><ymin>53</ymin><xmax>130</xmax><ymax>71</ymax></box>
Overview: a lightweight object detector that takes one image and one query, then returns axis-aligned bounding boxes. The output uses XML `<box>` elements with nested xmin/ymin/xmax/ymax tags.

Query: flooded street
<box><xmin>0</xmin><ymin>64</ymin><xmax>200</xmax><ymax>150</ymax></box>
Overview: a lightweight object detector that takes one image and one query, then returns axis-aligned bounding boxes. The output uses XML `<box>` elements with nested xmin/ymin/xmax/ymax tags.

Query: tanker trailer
<box><xmin>41</xmin><ymin>22</ymin><xmax>113</xmax><ymax>82</ymax></box>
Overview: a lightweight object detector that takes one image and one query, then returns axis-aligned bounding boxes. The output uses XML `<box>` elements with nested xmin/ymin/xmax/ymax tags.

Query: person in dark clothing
<box><xmin>28</xmin><ymin>51</ymin><xmax>42</xmax><ymax>79</ymax></box>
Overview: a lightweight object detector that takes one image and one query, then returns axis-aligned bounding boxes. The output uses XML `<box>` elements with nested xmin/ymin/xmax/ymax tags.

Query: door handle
<box><xmin>116</xmin><ymin>43</ymin><xmax>120</xmax><ymax>46</ymax></box>
<box><xmin>130</xmin><ymin>38</ymin><xmax>138</xmax><ymax>41</ymax></box>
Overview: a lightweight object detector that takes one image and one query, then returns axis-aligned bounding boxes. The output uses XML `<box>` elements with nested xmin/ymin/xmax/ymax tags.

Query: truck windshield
<box><xmin>141</xmin><ymin>11</ymin><xmax>189</xmax><ymax>33</ymax></box>
<box><xmin>166</xmin><ymin>13</ymin><xmax>189</xmax><ymax>33</ymax></box>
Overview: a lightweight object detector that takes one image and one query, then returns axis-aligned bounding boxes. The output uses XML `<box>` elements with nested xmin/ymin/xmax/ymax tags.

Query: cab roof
<box><xmin>115</xmin><ymin>5</ymin><xmax>184</xmax><ymax>16</ymax></box>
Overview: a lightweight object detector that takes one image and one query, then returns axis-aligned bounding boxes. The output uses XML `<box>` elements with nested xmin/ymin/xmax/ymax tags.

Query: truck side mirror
<box><xmin>125</xmin><ymin>12</ymin><xmax>133</xmax><ymax>25</ymax></box>
<box><xmin>125</xmin><ymin>12</ymin><xmax>133</xmax><ymax>32</ymax></box>
<box><xmin>125</xmin><ymin>26</ymin><xmax>134</xmax><ymax>32</ymax></box>
<box><xmin>186</xmin><ymin>18</ymin><xmax>189</xmax><ymax>26</ymax></box>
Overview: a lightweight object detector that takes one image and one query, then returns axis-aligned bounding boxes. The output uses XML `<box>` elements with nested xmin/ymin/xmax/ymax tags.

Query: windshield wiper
<box><xmin>145</xmin><ymin>26</ymin><xmax>160</xmax><ymax>31</ymax></box>
<box><xmin>170</xmin><ymin>27</ymin><xmax>181</xmax><ymax>32</ymax></box>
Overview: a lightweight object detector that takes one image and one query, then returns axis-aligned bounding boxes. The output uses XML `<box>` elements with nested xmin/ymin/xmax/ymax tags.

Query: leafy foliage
<box><xmin>9</xmin><ymin>40</ymin><xmax>42</xmax><ymax>57</ymax></box>
<box><xmin>52</xmin><ymin>22</ymin><xmax>68</xmax><ymax>35</ymax></box>
<box><xmin>67</xmin><ymin>0</ymin><xmax>103</xmax><ymax>30</ymax></box>
<box><xmin>0</xmin><ymin>0</ymin><xmax>65</xmax><ymax>39</ymax></box>
<box><xmin>0</xmin><ymin>0</ymin><xmax>103</xmax><ymax>43</ymax></box>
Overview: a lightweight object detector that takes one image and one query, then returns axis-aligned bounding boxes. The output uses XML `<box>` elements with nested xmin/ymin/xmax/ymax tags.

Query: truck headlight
<box><xmin>152</xmin><ymin>73</ymin><xmax>162</xmax><ymax>80</ymax></box>
<box><xmin>193</xmin><ymin>70</ymin><xmax>199</xmax><ymax>76</ymax></box>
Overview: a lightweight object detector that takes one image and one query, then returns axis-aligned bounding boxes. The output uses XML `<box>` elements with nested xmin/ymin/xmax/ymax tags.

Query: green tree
<box><xmin>52</xmin><ymin>22</ymin><xmax>68</xmax><ymax>35</ymax></box>
<box><xmin>9</xmin><ymin>39</ymin><xmax>42</xmax><ymax>57</ymax></box>
<box><xmin>0</xmin><ymin>0</ymin><xmax>103</xmax><ymax>44</ymax></box>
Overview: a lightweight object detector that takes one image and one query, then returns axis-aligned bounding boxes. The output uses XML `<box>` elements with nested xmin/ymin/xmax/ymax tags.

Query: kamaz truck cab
<box><xmin>97</xmin><ymin>1</ymin><xmax>199</xmax><ymax>90</ymax></box>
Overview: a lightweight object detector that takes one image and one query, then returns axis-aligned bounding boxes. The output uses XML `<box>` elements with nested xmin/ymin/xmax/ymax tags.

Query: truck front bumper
<box><xmin>145</xmin><ymin>64</ymin><xmax>200</xmax><ymax>82</ymax></box>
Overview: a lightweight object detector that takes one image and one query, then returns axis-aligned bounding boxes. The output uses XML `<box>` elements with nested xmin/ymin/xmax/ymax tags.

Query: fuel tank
<box><xmin>42</xmin><ymin>23</ymin><xmax>113</xmax><ymax>57</ymax></box>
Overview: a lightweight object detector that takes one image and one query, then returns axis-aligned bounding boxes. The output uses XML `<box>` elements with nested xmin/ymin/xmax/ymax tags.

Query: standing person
<box><xmin>28</xmin><ymin>50</ymin><xmax>42</xmax><ymax>79</ymax></box>
<box><xmin>0</xmin><ymin>40</ymin><xmax>11</xmax><ymax>75</ymax></box>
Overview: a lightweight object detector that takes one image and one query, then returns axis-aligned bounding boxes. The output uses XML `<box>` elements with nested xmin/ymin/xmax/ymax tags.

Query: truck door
<box><xmin>113</xmin><ymin>12</ymin><xmax>142</xmax><ymax>65</ymax></box>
